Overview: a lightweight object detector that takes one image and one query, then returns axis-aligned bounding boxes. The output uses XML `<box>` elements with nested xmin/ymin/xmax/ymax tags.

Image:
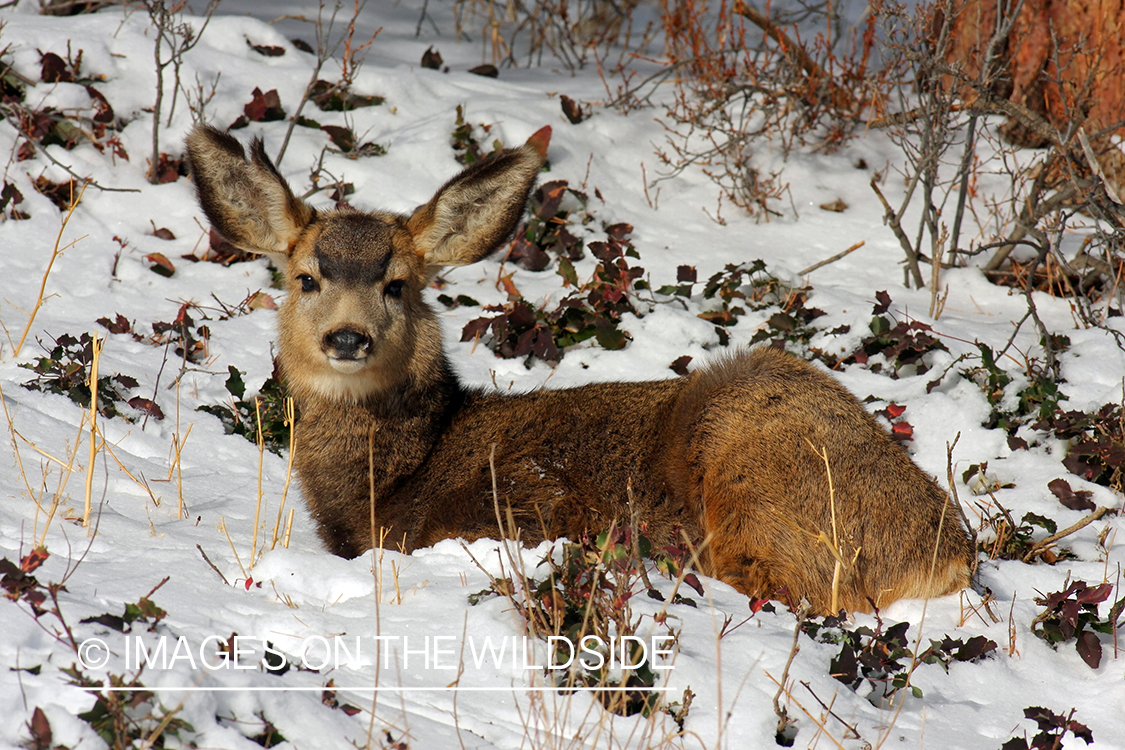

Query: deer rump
<box><xmin>186</xmin><ymin>124</ymin><xmax>973</xmax><ymax>615</ymax></box>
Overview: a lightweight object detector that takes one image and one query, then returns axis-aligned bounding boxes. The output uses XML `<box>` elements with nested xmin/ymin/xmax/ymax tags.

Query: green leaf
<box><xmin>225</xmin><ymin>365</ymin><xmax>246</xmax><ymax>400</ymax></box>
<box><xmin>1023</xmin><ymin>512</ymin><xmax>1057</xmax><ymax>535</ymax></box>
<box><xmin>557</xmin><ymin>257</ymin><xmax>579</xmax><ymax>286</ymax></box>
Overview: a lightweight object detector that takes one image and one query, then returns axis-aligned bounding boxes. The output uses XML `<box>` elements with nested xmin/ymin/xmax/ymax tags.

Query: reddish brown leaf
<box><xmin>321</xmin><ymin>124</ymin><xmax>355</xmax><ymax>152</ymax></box>
<box><xmin>1076</xmin><ymin>630</ymin><xmax>1102</xmax><ymax>669</ymax></box>
<box><xmin>28</xmin><ymin>706</ymin><xmax>51</xmax><ymax>750</ymax></box>
<box><xmin>144</xmin><ymin>252</ymin><xmax>175</xmax><ymax>277</ymax></box>
<box><xmin>498</xmin><ymin>272</ymin><xmax>520</xmax><ymax>299</ymax></box>
<box><xmin>506</xmin><ymin>236</ymin><xmax>550</xmax><ymax>271</ymax></box>
<box><xmin>33</xmin><ymin>176</ymin><xmax>79</xmax><ymax>211</ymax></box>
<box><xmin>873</xmin><ymin>290</ymin><xmax>892</xmax><ymax>315</ymax></box>
<box><xmin>469</xmin><ymin>64</ymin><xmax>499</xmax><ymax>78</ymax></box>
<box><xmin>892</xmin><ymin>421</ymin><xmax>914</xmax><ymax>441</ymax></box>
<box><xmin>128</xmin><ymin>397</ymin><xmax>164</xmax><ymax>420</ymax></box>
<box><xmin>1047</xmin><ymin>478</ymin><xmax>1096</xmax><ymax>512</ymax></box>
<box><xmin>243</xmin><ymin>87</ymin><xmax>285</xmax><ymax>122</ymax></box>
<box><xmin>1075</xmin><ymin>582</ymin><xmax>1112</xmax><ymax>605</ymax></box>
<box><xmin>39</xmin><ymin>52</ymin><xmax>73</xmax><ymax>83</ymax></box>
<box><xmin>1</xmin><ymin>181</ymin><xmax>24</xmax><ymax>214</ymax></box>
<box><xmin>96</xmin><ymin>313</ymin><xmax>133</xmax><ymax>335</ymax></box>
<box><xmin>21</xmin><ymin>548</ymin><xmax>49</xmax><ymax>573</ymax></box>
<box><xmin>247</xmin><ymin>39</ymin><xmax>286</xmax><ymax>57</ymax></box>
<box><xmin>84</xmin><ymin>85</ymin><xmax>114</xmax><ymax>123</ymax></box>
<box><xmin>670</xmin><ymin>355</ymin><xmax>693</xmax><ymax>376</ymax></box>
<box><xmin>560</xmin><ymin>94</ymin><xmax>589</xmax><ymax>124</ymax></box>
<box><xmin>883</xmin><ymin>403</ymin><xmax>906</xmax><ymax>418</ymax></box>
<box><xmin>421</xmin><ymin>46</ymin><xmax>443</xmax><ymax>70</ymax></box>
<box><xmin>605</xmin><ymin>223</ymin><xmax>634</xmax><ymax>241</ymax></box>
<box><xmin>683</xmin><ymin>572</ymin><xmax>705</xmax><ymax>596</ymax></box>
<box><xmin>151</xmin><ymin>226</ymin><xmax>175</xmax><ymax>240</ymax></box>
<box><xmin>149</xmin><ymin>153</ymin><xmax>183</xmax><ymax>183</ymax></box>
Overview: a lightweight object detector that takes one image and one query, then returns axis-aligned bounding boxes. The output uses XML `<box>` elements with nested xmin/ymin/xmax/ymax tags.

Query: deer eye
<box><xmin>297</xmin><ymin>274</ymin><xmax>318</xmax><ymax>293</ymax></box>
<box><xmin>384</xmin><ymin>280</ymin><xmax>405</xmax><ymax>298</ymax></box>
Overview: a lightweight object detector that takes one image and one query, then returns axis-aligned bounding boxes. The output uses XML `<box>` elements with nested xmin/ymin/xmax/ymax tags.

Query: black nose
<box><xmin>324</xmin><ymin>330</ymin><xmax>369</xmax><ymax>356</ymax></box>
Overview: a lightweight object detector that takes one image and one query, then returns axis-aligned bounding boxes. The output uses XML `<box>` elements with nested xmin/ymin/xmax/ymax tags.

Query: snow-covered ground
<box><xmin>1</xmin><ymin>2</ymin><xmax>1123</xmax><ymax>748</ymax></box>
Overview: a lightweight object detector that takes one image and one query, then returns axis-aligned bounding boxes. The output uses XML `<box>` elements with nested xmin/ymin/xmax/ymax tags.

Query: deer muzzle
<box><xmin>323</xmin><ymin>329</ymin><xmax>372</xmax><ymax>373</ymax></box>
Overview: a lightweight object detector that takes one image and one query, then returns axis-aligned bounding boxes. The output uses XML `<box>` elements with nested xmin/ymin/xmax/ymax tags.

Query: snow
<box><xmin>1</xmin><ymin>2</ymin><xmax>1123</xmax><ymax>749</ymax></box>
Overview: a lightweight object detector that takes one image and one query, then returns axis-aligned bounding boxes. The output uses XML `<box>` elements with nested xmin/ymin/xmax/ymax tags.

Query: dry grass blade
<box><xmin>82</xmin><ymin>334</ymin><xmax>102</xmax><ymax>530</ymax></box>
<box><xmin>220</xmin><ymin>517</ymin><xmax>248</xmax><ymax>581</ymax></box>
<box><xmin>249</xmin><ymin>397</ymin><xmax>266</xmax><ymax>568</ymax></box>
<box><xmin>271</xmin><ymin>397</ymin><xmax>297</xmax><ymax>550</ymax></box>
<box><xmin>13</xmin><ymin>182</ymin><xmax>88</xmax><ymax>357</ymax></box>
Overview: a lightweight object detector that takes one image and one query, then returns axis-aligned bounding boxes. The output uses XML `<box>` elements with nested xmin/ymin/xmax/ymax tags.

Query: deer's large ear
<box><xmin>185</xmin><ymin>124</ymin><xmax>314</xmax><ymax>268</ymax></box>
<box><xmin>407</xmin><ymin>126</ymin><xmax>550</xmax><ymax>275</ymax></box>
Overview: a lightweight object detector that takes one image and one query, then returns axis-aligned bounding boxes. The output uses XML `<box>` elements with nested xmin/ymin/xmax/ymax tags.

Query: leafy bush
<box><xmin>1001</xmin><ymin>706</ymin><xmax>1094</xmax><ymax>749</ymax></box>
<box><xmin>802</xmin><ymin>614</ymin><xmax>995</xmax><ymax>707</ymax></box>
<box><xmin>1040</xmin><ymin>404</ymin><xmax>1125</xmax><ymax>492</ymax></box>
<box><xmin>197</xmin><ymin>365</ymin><xmax>291</xmax><ymax>454</ymax></box>
<box><xmin>20</xmin><ymin>332</ymin><xmax>159</xmax><ymax>420</ymax></box>
<box><xmin>462</xmin><ymin>224</ymin><xmax>645</xmax><ymax>365</ymax></box>
<box><xmin>1031</xmin><ymin>579</ymin><xmax>1123</xmax><ymax>670</ymax></box>
<box><xmin>843</xmin><ymin>291</ymin><xmax>947</xmax><ymax>376</ymax></box>
<box><xmin>506</xmin><ymin>179</ymin><xmax>591</xmax><ymax>271</ymax></box>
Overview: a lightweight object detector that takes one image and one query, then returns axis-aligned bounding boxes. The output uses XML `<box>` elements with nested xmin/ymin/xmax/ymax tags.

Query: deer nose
<box><xmin>324</xmin><ymin>329</ymin><xmax>370</xmax><ymax>357</ymax></box>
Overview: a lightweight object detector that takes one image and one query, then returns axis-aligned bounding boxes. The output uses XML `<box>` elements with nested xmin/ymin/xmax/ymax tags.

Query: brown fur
<box><xmin>186</xmin><ymin>124</ymin><xmax>973</xmax><ymax>615</ymax></box>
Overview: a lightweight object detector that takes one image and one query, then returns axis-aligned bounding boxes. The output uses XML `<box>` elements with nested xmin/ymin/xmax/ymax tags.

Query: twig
<box><xmin>8</xmin><ymin>121</ymin><xmax>139</xmax><ymax>193</ymax></box>
<box><xmin>800</xmin><ymin>681</ymin><xmax>861</xmax><ymax>740</ymax></box>
<box><xmin>196</xmin><ymin>544</ymin><xmax>230</xmax><ymax>585</ymax></box>
<box><xmin>734</xmin><ymin>0</ymin><xmax>856</xmax><ymax>112</ymax></box>
<box><xmin>250</xmin><ymin>397</ymin><xmax>266</xmax><ymax>569</ymax></box>
<box><xmin>798</xmin><ymin>240</ymin><xmax>864</xmax><ymax>276</ymax></box>
<box><xmin>1021</xmin><ymin>506</ymin><xmax>1114</xmax><ymax>563</ymax></box>
<box><xmin>871</xmin><ymin>178</ymin><xmax>925</xmax><ymax>288</ymax></box>
<box><xmin>945</xmin><ymin>434</ymin><xmax>978</xmax><ymax>581</ymax></box>
<box><xmin>219</xmin><ymin>517</ymin><xmax>248</xmax><ymax>581</ymax></box>
<box><xmin>763</xmin><ymin>670</ymin><xmax>847</xmax><ymax>750</ymax></box>
<box><xmin>772</xmin><ymin>605</ymin><xmax>808</xmax><ymax>740</ymax></box>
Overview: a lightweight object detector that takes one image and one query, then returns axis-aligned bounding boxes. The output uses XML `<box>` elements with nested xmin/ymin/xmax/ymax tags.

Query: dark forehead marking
<box><xmin>314</xmin><ymin>212</ymin><xmax>394</xmax><ymax>286</ymax></box>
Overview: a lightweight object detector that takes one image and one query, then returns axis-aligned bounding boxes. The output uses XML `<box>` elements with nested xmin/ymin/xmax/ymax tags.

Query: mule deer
<box><xmin>186</xmin><ymin>123</ymin><xmax>973</xmax><ymax>614</ymax></box>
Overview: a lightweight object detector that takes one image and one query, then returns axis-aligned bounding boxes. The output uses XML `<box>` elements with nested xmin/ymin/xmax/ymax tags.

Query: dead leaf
<box><xmin>249</xmin><ymin>291</ymin><xmax>278</xmax><ymax>310</ymax></box>
<box><xmin>421</xmin><ymin>46</ymin><xmax>443</xmax><ymax>70</ymax></box>
<box><xmin>144</xmin><ymin>252</ymin><xmax>175</xmax><ymax>277</ymax></box>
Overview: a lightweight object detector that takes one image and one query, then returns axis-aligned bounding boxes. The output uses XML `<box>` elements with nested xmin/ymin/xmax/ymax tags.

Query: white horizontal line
<box><xmin>93</xmin><ymin>686</ymin><xmax>671</xmax><ymax>693</ymax></box>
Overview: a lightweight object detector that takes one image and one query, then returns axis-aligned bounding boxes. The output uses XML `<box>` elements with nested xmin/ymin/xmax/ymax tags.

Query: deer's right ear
<box><xmin>185</xmin><ymin>125</ymin><xmax>313</xmax><ymax>267</ymax></box>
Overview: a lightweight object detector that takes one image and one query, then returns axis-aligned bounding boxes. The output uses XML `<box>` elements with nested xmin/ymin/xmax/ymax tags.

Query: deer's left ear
<box><xmin>407</xmin><ymin>126</ymin><xmax>550</xmax><ymax>275</ymax></box>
